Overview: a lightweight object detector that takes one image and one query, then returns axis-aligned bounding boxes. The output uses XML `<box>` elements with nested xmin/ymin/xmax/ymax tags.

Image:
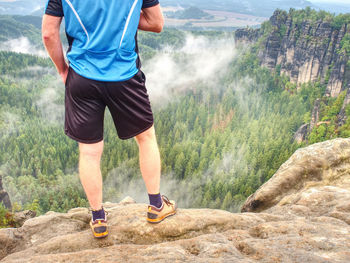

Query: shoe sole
<box><xmin>92</xmin><ymin>231</ymin><xmax>109</xmax><ymax>238</ymax></box>
<box><xmin>147</xmin><ymin>209</ymin><xmax>177</xmax><ymax>224</ymax></box>
<box><xmin>90</xmin><ymin>221</ymin><xmax>109</xmax><ymax>238</ymax></box>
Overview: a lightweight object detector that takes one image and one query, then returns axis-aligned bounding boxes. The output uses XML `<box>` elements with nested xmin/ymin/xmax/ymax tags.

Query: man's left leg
<box><xmin>78</xmin><ymin>141</ymin><xmax>108</xmax><ymax>238</ymax></box>
<box><xmin>135</xmin><ymin>125</ymin><xmax>161</xmax><ymax>195</ymax></box>
<box><xmin>78</xmin><ymin>141</ymin><xmax>104</xmax><ymax>211</ymax></box>
<box><xmin>102</xmin><ymin>70</ymin><xmax>177</xmax><ymax>222</ymax></box>
<box><xmin>135</xmin><ymin>125</ymin><xmax>177</xmax><ymax>223</ymax></box>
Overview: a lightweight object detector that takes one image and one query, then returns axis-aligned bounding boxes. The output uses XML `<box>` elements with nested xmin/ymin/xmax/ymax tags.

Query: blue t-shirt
<box><xmin>45</xmin><ymin>0</ymin><xmax>159</xmax><ymax>82</ymax></box>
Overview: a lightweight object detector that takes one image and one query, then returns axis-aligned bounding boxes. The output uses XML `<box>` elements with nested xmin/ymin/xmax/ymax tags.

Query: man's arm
<box><xmin>139</xmin><ymin>4</ymin><xmax>164</xmax><ymax>33</ymax></box>
<box><xmin>42</xmin><ymin>14</ymin><xmax>68</xmax><ymax>84</ymax></box>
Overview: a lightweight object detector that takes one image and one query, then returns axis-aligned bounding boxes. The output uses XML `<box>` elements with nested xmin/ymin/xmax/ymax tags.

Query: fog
<box><xmin>103</xmin><ymin>138</ymin><xmax>249</xmax><ymax>211</ymax></box>
<box><xmin>1</xmin><ymin>32</ymin><xmax>265</xmax><ymax>213</ymax></box>
<box><xmin>0</xmin><ymin>37</ymin><xmax>46</xmax><ymax>57</ymax></box>
<box><xmin>102</xmin><ymin>35</ymin><xmax>259</xmax><ymax>211</ymax></box>
<box><xmin>0</xmin><ymin>111</ymin><xmax>21</xmax><ymax>139</ymax></box>
<box><xmin>144</xmin><ymin>34</ymin><xmax>236</xmax><ymax>106</ymax></box>
<box><xmin>35</xmin><ymin>86</ymin><xmax>65</xmax><ymax>124</ymax></box>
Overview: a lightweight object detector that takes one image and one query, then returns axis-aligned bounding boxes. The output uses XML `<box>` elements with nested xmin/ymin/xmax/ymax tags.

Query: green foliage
<box><xmin>166</xmin><ymin>6</ymin><xmax>213</xmax><ymax>20</ymax></box>
<box><xmin>24</xmin><ymin>199</ymin><xmax>40</xmax><ymax>213</ymax></box>
<box><xmin>299</xmin><ymin>82</ymin><xmax>326</xmax><ymax>111</ymax></box>
<box><xmin>260</xmin><ymin>20</ymin><xmax>273</xmax><ymax>38</ymax></box>
<box><xmin>11</xmin><ymin>15</ymin><xmax>43</xmax><ymax>30</ymax></box>
<box><xmin>0</xmin><ymin>15</ymin><xmax>41</xmax><ymax>44</ymax></box>
<box><xmin>339</xmin><ymin>104</ymin><xmax>350</xmax><ymax>137</ymax></box>
<box><xmin>307</xmin><ymin>91</ymin><xmax>349</xmax><ymax>143</ymax></box>
<box><xmin>340</xmin><ymin>33</ymin><xmax>350</xmax><ymax>67</ymax></box>
<box><xmin>0</xmin><ymin>51</ymin><xmax>51</xmax><ymax>76</ymax></box>
<box><xmin>321</xmin><ymin>92</ymin><xmax>346</xmax><ymax>121</ymax></box>
<box><xmin>0</xmin><ymin>203</ymin><xmax>15</xmax><ymax>228</ymax></box>
<box><xmin>286</xmin><ymin>7</ymin><xmax>350</xmax><ymax>34</ymax></box>
<box><xmin>289</xmin><ymin>7</ymin><xmax>334</xmax><ymax>26</ymax></box>
<box><xmin>331</xmin><ymin>14</ymin><xmax>350</xmax><ymax>30</ymax></box>
<box><xmin>324</xmin><ymin>65</ymin><xmax>333</xmax><ymax>84</ymax></box>
<box><xmin>138</xmin><ymin>29</ymin><xmax>186</xmax><ymax>50</ymax></box>
<box><xmin>0</xmin><ymin>22</ymin><xmax>348</xmax><ymax>217</ymax></box>
<box><xmin>279</xmin><ymin>24</ymin><xmax>287</xmax><ymax>39</ymax></box>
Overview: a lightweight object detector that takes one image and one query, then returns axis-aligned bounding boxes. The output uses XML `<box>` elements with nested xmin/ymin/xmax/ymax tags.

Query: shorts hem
<box><xmin>118</xmin><ymin>122</ymin><xmax>154</xmax><ymax>140</ymax></box>
<box><xmin>65</xmin><ymin>131</ymin><xmax>103</xmax><ymax>144</ymax></box>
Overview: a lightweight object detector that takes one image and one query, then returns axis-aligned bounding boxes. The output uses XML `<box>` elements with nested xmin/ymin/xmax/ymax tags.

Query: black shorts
<box><xmin>64</xmin><ymin>67</ymin><xmax>154</xmax><ymax>143</ymax></box>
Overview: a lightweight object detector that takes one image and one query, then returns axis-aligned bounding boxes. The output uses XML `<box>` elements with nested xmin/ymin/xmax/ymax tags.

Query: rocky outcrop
<box><xmin>242</xmin><ymin>138</ymin><xmax>350</xmax><ymax>212</ymax></box>
<box><xmin>338</xmin><ymin>85</ymin><xmax>350</xmax><ymax>126</ymax></box>
<box><xmin>1</xmin><ymin>138</ymin><xmax>350</xmax><ymax>262</ymax></box>
<box><xmin>234</xmin><ymin>28</ymin><xmax>261</xmax><ymax>45</ymax></box>
<box><xmin>13</xmin><ymin>210</ymin><xmax>36</xmax><ymax>227</ymax></box>
<box><xmin>309</xmin><ymin>98</ymin><xmax>321</xmax><ymax>132</ymax></box>
<box><xmin>0</xmin><ymin>174</ymin><xmax>11</xmax><ymax>209</ymax></box>
<box><xmin>293</xmin><ymin>123</ymin><xmax>309</xmax><ymax>143</ymax></box>
<box><xmin>236</xmin><ymin>9</ymin><xmax>350</xmax><ymax>142</ymax></box>
<box><xmin>235</xmin><ymin>10</ymin><xmax>350</xmax><ymax>98</ymax></box>
<box><xmin>293</xmin><ymin>98</ymin><xmax>321</xmax><ymax>143</ymax></box>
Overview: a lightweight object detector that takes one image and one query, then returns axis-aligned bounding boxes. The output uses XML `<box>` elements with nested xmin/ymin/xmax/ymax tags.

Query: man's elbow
<box><xmin>153</xmin><ymin>24</ymin><xmax>163</xmax><ymax>33</ymax></box>
<box><xmin>42</xmin><ymin>28</ymin><xmax>58</xmax><ymax>43</ymax></box>
<box><xmin>153</xmin><ymin>18</ymin><xmax>164</xmax><ymax>33</ymax></box>
<box><xmin>42</xmin><ymin>23</ymin><xmax>59</xmax><ymax>43</ymax></box>
<box><xmin>42</xmin><ymin>27</ymin><xmax>53</xmax><ymax>41</ymax></box>
<box><xmin>42</xmin><ymin>15</ymin><xmax>62</xmax><ymax>43</ymax></box>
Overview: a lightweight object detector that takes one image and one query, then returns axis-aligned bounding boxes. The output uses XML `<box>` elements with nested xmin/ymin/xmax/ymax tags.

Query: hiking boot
<box><xmin>89</xmin><ymin>208</ymin><xmax>109</xmax><ymax>238</ymax></box>
<box><xmin>147</xmin><ymin>195</ymin><xmax>177</xmax><ymax>223</ymax></box>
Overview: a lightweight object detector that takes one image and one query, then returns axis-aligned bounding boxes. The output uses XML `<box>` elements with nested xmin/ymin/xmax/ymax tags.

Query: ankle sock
<box><xmin>92</xmin><ymin>207</ymin><xmax>105</xmax><ymax>221</ymax></box>
<box><xmin>148</xmin><ymin>193</ymin><xmax>163</xmax><ymax>208</ymax></box>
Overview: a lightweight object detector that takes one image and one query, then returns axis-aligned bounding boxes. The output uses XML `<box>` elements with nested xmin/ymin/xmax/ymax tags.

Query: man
<box><xmin>42</xmin><ymin>0</ymin><xmax>177</xmax><ymax>239</ymax></box>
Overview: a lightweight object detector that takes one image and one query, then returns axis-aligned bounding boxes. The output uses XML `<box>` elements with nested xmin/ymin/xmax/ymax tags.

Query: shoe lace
<box><xmin>88</xmin><ymin>206</ymin><xmax>109</xmax><ymax>220</ymax></box>
<box><xmin>161</xmin><ymin>195</ymin><xmax>172</xmax><ymax>206</ymax></box>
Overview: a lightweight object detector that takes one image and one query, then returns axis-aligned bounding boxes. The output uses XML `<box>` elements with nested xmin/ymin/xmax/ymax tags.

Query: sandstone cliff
<box><xmin>0</xmin><ymin>138</ymin><xmax>349</xmax><ymax>262</ymax></box>
<box><xmin>235</xmin><ymin>9</ymin><xmax>350</xmax><ymax>98</ymax></box>
<box><xmin>0</xmin><ymin>174</ymin><xmax>11</xmax><ymax>210</ymax></box>
<box><xmin>338</xmin><ymin>85</ymin><xmax>350</xmax><ymax>126</ymax></box>
<box><xmin>236</xmin><ymin>9</ymin><xmax>350</xmax><ymax>140</ymax></box>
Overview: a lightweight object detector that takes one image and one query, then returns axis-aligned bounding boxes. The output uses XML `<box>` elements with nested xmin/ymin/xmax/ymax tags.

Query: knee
<box><xmin>135</xmin><ymin>125</ymin><xmax>156</xmax><ymax>145</ymax></box>
<box><xmin>79</xmin><ymin>141</ymin><xmax>104</xmax><ymax>159</ymax></box>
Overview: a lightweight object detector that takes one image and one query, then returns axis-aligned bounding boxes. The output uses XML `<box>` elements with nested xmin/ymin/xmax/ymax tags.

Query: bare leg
<box><xmin>135</xmin><ymin>125</ymin><xmax>161</xmax><ymax>194</ymax></box>
<box><xmin>78</xmin><ymin>140</ymin><xmax>104</xmax><ymax>210</ymax></box>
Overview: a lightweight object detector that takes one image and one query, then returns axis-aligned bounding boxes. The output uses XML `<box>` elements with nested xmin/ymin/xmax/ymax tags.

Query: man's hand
<box><xmin>60</xmin><ymin>66</ymin><xmax>69</xmax><ymax>84</ymax></box>
<box><xmin>139</xmin><ymin>4</ymin><xmax>164</xmax><ymax>33</ymax></box>
<box><xmin>42</xmin><ymin>14</ymin><xmax>68</xmax><ymax>84</ymax></box>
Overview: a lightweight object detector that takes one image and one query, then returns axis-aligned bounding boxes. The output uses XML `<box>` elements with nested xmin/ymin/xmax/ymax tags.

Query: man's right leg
<box><xmin>78</xmin><ymin>140</ymin><xmax>108</xmax><ymax>238</ymax></box>
<box><xmin>135</xmin><ymin>126</ymin><xmax>177</xmax><ymax>223</ymax></box>
<box><xmin>64</xmin><ymin>67</ymin><xmax>108</xmax><ymax>238</ymax></box>
<box><xmin>78</xmin><ymin>140</ymin><xmax>104</xmax><ymax>210</ymax></box>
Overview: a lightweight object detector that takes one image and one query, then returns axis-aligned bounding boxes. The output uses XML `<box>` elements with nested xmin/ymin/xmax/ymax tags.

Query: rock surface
<box><xmin>293</xmin><ymin>123</ymin><xmax>309</xmax><ymax>143</ymax></box>
<box><xmin>13</xmin><ymin>210</ymin><xmax>36</xmax><ymax>227</ymax></box>
<box><xmin>1</xmin><ymin>138</ymin><xmax>350</xmax><ymax>262</ymax></box>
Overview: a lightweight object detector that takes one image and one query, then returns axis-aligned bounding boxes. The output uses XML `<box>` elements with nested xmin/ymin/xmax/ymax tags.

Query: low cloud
<box><xmin>102</xmin><ymin>34</ymin><xmax>255</xmax><ymax>211</ymax></box>
<box><xmin>35</xmin><ymin>86</ymin><xmax>64</xmax><ymax>124</ymax></box>
<box><xmin>143</xmin><ymin>33</ymin><xmax>236</xmax><ymax>106</ymax></box>
<box><xmin>103</xmin><ymin>138</ymin><xmax>248</xmax><ymax>211</ymax></box>
<box><xmin>0</xmin><ymin>111</ymin><xmax>21</xmax><ymax>139</ymax></box>
<box><xmin>0</xmin><ymin>37</ymin><xmax>46</xmax><ymax>57</ymax></box>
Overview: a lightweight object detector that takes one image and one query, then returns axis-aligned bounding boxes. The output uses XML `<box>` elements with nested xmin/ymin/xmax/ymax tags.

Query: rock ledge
<box><xmin>1</xmin><ymin>138</ymin><xmax>350</xmax><ymax>262</ymax></box>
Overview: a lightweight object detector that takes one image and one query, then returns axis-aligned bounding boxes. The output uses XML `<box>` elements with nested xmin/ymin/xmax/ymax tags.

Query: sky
<box><xmin>309</xmin><ymin>0</ymin><xmax>350</xmax><ymax>3</ymax></box>
<box><xmin>0</xmin><ymin>0</ymin><xmax>348</xmax><ymax>3</ymax></box>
